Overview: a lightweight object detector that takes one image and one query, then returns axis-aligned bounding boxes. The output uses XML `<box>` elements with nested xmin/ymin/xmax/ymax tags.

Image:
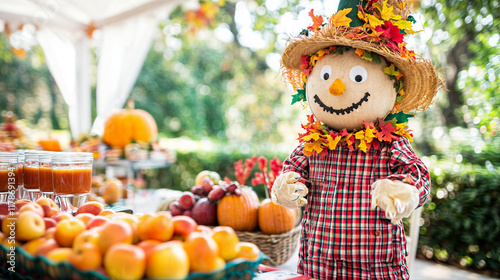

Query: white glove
<box><xmin>371</xmin><ymin>178</ymin><xmax>419</xmax><ymax>224</ymax></box>
<box><xmin>271</xmin><ymin>172</ymin><xmax>308</xmax><ymax>209</ymax></box>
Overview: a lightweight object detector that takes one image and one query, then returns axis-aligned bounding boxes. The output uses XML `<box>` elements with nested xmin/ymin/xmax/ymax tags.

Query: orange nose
<box><xmin>329</xmin><ymin>78</ymin><xmax>345</xmax><ymax>96</ymax></box>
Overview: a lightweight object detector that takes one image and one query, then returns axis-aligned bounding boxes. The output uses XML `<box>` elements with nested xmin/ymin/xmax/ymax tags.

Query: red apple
<box><xmin>182</xmin><ymin>210</ymin><xmax>192</xmax><ymax>218</ymax></box>
<box><xmin>19</xmin><ymin>203</ymin><xmax>45</xmax><ymax>217</ymax></box>
<box><xmin>137</xmin><ymin>213</ymin><xmax>173</xmax><ymax>242</ymax></box>
<box><xmin>137</xmin><ymin>239</ymin><xmax>161</xmax><ymax>259</ymax></box>
<box><xmin>44</xmin><ymin>227</ymin><xmax>57</xmax><ymax>239</ymax></box>
<box><xmin>172</xmin><ymin>216</ymin><xmax>197</xmax><ymax>236</ymax></box>
<box><xmin>0</xmin><ymin>202</ymin><xmax>9</xmax><ymax>215</ymax></box>
<box><xmin>52</xmin><ymin>212</ymin><xmax>73</xmax><ymax>223</ymax></box>
<box><xmin>75</xmin><ymin>201</ymin><xmax>105</xmax><ymax>216</ymax></box>
<box><xmin>178</xmin><ymin>192</ymin><xmax>195</xmax><ymax>210</ymax></box>
<box><xmin>36</xmin><ymin>198</ymin><xmax>60</xmax><ymax>218</ymax></box>
<box><xmin>191</xmin><ymin>198</ymin><xmax>217</xmax><ymax>226</ymax></box>
<box><xmin>16</xmin><ymin>211</ymin><xmax>46</xmax><ymax>241</ymax></box>
<box><xmin>75</xmin><ymin>213</ymin><xmax>95</xmax><ymax>226</ymax></box>
<box><xmin>22</xmin><ymin>237</ymin><xmax>47</xmax><ymax>255</ymax></box>
<box><xmin>54</xmin><ymin>219</ymin><xmax>86</xmax><ymax>247</ymax></box>
<box><xmin>14</xmin><ymin>199</ymin><xmax>32</xmax><ymax>211</ymax></box>
<box><xmin>87</xmin><ymin>216</ymin><xmax>109</xmax><ymax>229</ymax></box>
<box><xmin>97</xmin><ymin>221</ymin><xmax>133</xmax><ymax>253</ymax></box>
<box><xmin>44</xmin><ymin>218</ymin><xmax>57</xmax><ymax>229</ymax></box>
<box><xmin>34</xmin><ymin>238</ymin><xmax>59</xmax><ymax>256</ymax></box>
<box><xmin>69</xmin><ymin>243</ymin><xmax>102</xmax><ymax>271</ymax></box>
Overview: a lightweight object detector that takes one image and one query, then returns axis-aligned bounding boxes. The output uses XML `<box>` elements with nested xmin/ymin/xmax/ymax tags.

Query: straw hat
<box><xmin>281</xmin><ymin>0</ymin><xmax>445</xmax><ymax>114</ymax></box>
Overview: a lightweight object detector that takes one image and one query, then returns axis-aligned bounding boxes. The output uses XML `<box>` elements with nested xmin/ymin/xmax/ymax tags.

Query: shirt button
<box><xmin>375</xmin><ymin>230</ymin><xmax>381</xmax><ymax>236</ymax></box>
<box><xmin>317</xmin><ymin>249</ymin><xmax>321</xmax><ymax>254</ymax></box>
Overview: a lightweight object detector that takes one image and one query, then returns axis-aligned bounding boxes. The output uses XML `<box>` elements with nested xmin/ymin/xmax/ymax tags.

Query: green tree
<box><xmin>416</xmin><ymin>0</ymin><xmax>499</xmax><ymax>134</ymax></box>
<box><xmin>130</xmin><ymin>1</ymin><xmax>308</xmax><ymax>149</ymax></box>
<box><xmin>0</xmin><ymin>35</ymin><xmax>67</xmax><ymax>131</ymax></box>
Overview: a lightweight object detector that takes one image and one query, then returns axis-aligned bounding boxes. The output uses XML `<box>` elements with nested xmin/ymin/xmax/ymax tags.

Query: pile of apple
<box><xmin>0</xmin><ymin>198</ymin><xmax>261</xmax><ymax>280</ymax></box>
<box><xmin>168</xmin><ymin>171</ymin><xmax>240</xmax><ymax>226</ymax></box>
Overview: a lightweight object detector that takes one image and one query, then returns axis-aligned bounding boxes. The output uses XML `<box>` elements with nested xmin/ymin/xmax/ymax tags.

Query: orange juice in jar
<box><xmin>39</xmin><ymin>152</ymin><xmax>58</xmax><ymax>200</ymax></box>
<box><xmin>52</xmin><ymin>153</ymin><xmax>93</xmax><ymax>213</ymax></box>
<box><xmin>24</xmin><ymin>151</ymin><xmax>43</xmax><ymax>201</ymax></box>
<box><xmin>0</xmin><ymin>152</ymin><xmax>18</xmax><ymax>202</ymax></box>
<box><xmin>15</xmin><ymin>151</ymin><xmax>26</xmax><ymax>200</ymax></box>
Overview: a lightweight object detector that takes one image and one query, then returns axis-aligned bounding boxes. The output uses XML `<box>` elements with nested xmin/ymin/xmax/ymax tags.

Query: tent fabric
<box><xmin>91</xmin><ymin>9</ymin><xmax>168</xmax><ymax>135</ymax></box>
<box><xmin>36</xmin><ymin>26</ymin><xmax>91</xmax><ymax>138</ymax></box>
<box><xmin>0</xmin><ymin>0</ymin><xmax>194</xmax><ymax>138</ymax></box>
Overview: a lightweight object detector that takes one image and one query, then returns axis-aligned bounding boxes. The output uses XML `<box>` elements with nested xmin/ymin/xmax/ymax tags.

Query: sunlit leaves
<box><xmin>330</xmin><ymin>8</ymin><xmax>353</xmax><ymax>27</ymax></box>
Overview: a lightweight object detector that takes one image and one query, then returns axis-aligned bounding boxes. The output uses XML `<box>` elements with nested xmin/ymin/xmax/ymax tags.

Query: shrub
<box><xmin>418</xmin><ymin>143</ymin><xmax>500</xmax><ymax>276</ymax></box>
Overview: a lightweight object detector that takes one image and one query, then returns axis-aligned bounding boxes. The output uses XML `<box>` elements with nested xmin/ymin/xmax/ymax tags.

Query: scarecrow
<box><xmin>271</xmin><ymin>0</ymin><xmax>444</xmax><ymax>279</ymax></box>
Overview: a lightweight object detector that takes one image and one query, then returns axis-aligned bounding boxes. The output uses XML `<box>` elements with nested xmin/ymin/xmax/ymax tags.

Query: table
<box><xmin>93</xmin><ymin>158</ymin><xmax>175</xmax><ymax>206</ymax></box>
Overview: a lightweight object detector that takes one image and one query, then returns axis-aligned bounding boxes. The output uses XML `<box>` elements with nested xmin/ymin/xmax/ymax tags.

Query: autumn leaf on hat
<box><xmin>374</xmin><ymin>0</ymin><xmax>402</xmax><ymax>21</ymax></box>
<box><xmin>307</xmin><ymin>9</ymin><xmax>324</xmax><ymax>31</ymax></box>
<box><xmin>383</xmin><ymin>64</ymin><xmax>400</xmax><ymax>77</ymax></box>
<box><xmin>330</xmin><ymin>8</ymin><xmax>352</xmax><ymax>27</ymax></box>
<box><xmin>364</xmin><ymin>13</ymin><xmax>384</xmax><ymax>27</ymax></box>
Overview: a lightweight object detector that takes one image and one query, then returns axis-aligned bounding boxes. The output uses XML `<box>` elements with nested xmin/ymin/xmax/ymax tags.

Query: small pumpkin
<box><xmin>258</xmin><ymin>198</ymin><xmax>297</xmax><ymax>234</ymax></box>
<box><xmin>103</xmin><ymin>100</ymin><xmax>157</xmax><ymax>149</ymax></box>
<box><xmin>217</xmin><ymin>188</ymin><xmax>259</xmax><ymax>231</ymax></box>
<box><xmin>38</xmin><ymin>138</ymin><xmax>61</xmax><ymax>151</ymax></box>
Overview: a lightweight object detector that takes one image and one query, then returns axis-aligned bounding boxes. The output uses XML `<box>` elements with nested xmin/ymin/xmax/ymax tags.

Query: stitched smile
<box><xmin>314</xmin><ymin>92</ymin><xmax>370</xmax><ymax>115</ymax></box>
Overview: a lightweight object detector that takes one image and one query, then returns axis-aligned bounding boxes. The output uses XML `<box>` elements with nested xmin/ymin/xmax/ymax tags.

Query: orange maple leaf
<box><xmin>308</xmin><ymin>9</ymin><xmax>324</xmax><ymax>30</ymax></box>
<box><xmin>330</xmin><ymin>8</ymin><xmax>352</xmax><ymax>27</ymax></box>
<box><xmin>355</xmin><ymin>48</ymin><xmax>365</xmax><ymax>57</ymax></box>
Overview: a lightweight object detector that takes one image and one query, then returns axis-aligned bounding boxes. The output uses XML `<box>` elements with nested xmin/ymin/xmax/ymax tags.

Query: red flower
<box><xmin>234</xmin><ymin>156</ymin><xmax>258</xmax><ymax>185</ymax></box>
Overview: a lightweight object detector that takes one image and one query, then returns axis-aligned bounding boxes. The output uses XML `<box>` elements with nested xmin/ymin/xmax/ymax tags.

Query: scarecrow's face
<box><xmin>306</xmin><ymin>49</ymin><xmax>397</xmax><ymax>131</ymax></box>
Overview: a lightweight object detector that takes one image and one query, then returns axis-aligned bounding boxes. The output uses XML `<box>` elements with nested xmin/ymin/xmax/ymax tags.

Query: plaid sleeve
<box><xmin>387</xmin><ymin>136</ymin><xmax>431</xmax><ymax>207</ymax></box>
<box><xmin>282</xmin><ymin>144</ymin><xmax>309</xmax><ymax>183</ymax></box>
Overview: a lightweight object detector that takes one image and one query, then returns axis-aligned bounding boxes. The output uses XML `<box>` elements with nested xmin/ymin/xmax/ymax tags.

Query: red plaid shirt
<box><xmin>283</xmin><ymin>136</ymin><xmax>430</xmax><ymax>280</ymax></box>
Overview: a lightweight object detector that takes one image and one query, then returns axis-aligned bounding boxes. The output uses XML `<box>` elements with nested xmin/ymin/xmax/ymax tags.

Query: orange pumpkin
<box><xmin>38</xmin><ymin>138</ymin><xmax>61</xmax><ymax>151</ymax></box>
<box><xmin>103</xmin><ymin>104</ymin><xmax>157</xmax><ymax>149</ymax></box>
<box><xmin>217</xmin><ymin>188</ymin><xmax>259</xmax><ymax>231</ymax></box>
<box><xmin>258</xmin><ymin>198</ymin><xmax>297</xmax><ymax>234</ymax></box>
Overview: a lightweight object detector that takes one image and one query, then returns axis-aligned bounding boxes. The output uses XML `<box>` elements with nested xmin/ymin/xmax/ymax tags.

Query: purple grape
<box><xmin>169</xmin><ymin>201</ymin><xmax>183</xmax><ymax>216</ymax></box>
<box><xmin>208</xmin><ymin>186</ymin><xmax>225</xmax><ymax>201</ymax></box>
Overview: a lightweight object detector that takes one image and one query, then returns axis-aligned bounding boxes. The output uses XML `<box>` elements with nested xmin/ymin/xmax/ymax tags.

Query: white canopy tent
<box><xmin>0</xmin><ymin>0</ymin><xmax>195</xmax><ymax>138</ymax></box>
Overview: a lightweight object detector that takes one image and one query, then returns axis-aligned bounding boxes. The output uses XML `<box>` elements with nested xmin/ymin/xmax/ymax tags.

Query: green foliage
<box><xmin>129</xmin><ymin>1</ymin><xmax>308</xmax><ymax>146</ymax></box>
<box><xmin>418</xmin><ymin>139</ymin><xmax>500</xmax><ymax>275</ymax></box>
<box><xmin>0</xmin><ymin>35</ymin><xmax>68</xmax><ymax>130</ymax></box>
<box><xmin>417</xmin><ymin>0</ymin><xmax>500</xmax><ymax>134</ymax></box>
<box><xmin>132</xmin><ymin>39</ymin><xmax>230</xmax><ymax>140</ymax></box>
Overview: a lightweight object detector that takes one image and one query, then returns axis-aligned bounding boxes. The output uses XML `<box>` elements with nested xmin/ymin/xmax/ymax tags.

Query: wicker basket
<box><xmin>235</xmin><ymin>225</ymin><xmax>301</xmax><ymax>266</ymax></box>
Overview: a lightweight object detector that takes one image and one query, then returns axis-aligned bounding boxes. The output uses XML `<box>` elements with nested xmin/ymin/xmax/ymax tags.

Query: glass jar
<box><xmin>39</xmin><ymin>152</ymin><xmax>57</xmax><ymax>200</ymax></box>
<box><xmin>0</xmin><ymin>152</ymin><xmax>18</xmax><ymax>203</ymax></box>
<box><xmin>16</xmin><ymin>150</ymin><xmax>26</xmax><ymax>200</ymax></box>
<box><xmin>52</xmin><ymin>152</ymin><xmax>93</xmax><ymax>213</ymax></box>
<box><xmin>24</xmin><ymin>150</ymin><xmax>42</xmax><ymax>201</ymax></box>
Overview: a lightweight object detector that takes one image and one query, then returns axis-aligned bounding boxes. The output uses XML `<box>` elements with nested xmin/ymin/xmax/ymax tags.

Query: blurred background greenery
<box><xmin>0</xmin><ymin>0</ymin><xmax>498</xmax><ymax>276</ymax></box>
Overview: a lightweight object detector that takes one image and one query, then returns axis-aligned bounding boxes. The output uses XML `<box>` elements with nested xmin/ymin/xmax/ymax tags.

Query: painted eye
<box><xmin>320</xmin><ymin>65</ymin><xmax>332</xmax><ymax>81</ymax></box>
<box><xmin>349</xmin><ymin>66</ymin><xmax>367</xmax><ymax>83</ymax></box>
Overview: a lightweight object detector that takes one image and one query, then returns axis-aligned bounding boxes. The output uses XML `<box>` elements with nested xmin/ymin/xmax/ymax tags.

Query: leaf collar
<box><xmin>298</xmin><ymin>114</ymin><xmax>414</xmax><ymax>156</ymax></box>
